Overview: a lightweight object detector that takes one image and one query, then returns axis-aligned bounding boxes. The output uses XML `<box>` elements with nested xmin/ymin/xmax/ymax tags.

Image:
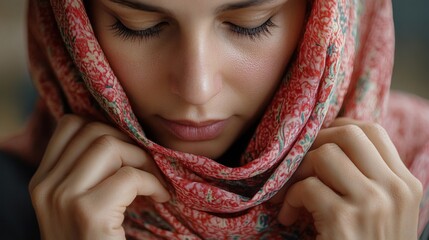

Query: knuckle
<box><xmin>92</xmin><ymin>134</ymin><xmax>118</xmax><ymax>149</ymax></box>
<box><xmin>389</xmin><ymin>178</ymin><xmax>408</xmax><ymax>198</ymax></box>
<box><xmin>389</xmin><ymin>175</ymin><xmax>423</xmax><ymax>204</ymax></box>
<box><xmin>29</xmin><ymin>182</ymin><xmax>49</xmax><ymax>208</ymax></box>
<box><xmin>299</xmin><ymin>176</ymin><xmax>321</xmax><ymax>193</ymax></box>
<box><xmin>58</xmin><ymin>114</ymin><xmax>84</xmax><ymax>128</ymax></box>
<box><xmin>117</xmin><ymin>166</ymin><xmax>139</xmax><ymax>182</ymax></box>
<box><xmin>82</xmin><ymin>121</ymin><xmax>109</xmax><ymax>136</ymax></box>
<box><xmin>317</xmin><ymin>143</ymin><xmax>341</xmax><ymax>156</ymax></box>
<box><xmin>405</xmin><ymin>174</ymin><xmax>424</xmax><ymax>198</ymax></box>
<box><xmin>361</xmin><ymin>122</ymin><xmax>390</xmax><ymax>139</ymax></box>
<box><xmin>52</xmin><ymin>185</ymin><xmax>72</xmax><ymax>211</ymax></box>
<box><xmin>311</xmin><ymin>143</ymin><xmax>341</xmax><ymax>169</ymax></box>
<box><xmin>367</xmin><ymin>184</ymin><xmax>386</xmax><ymax>201</ymax></box>
<box><xmin>28</xmin><ymin>176</ymin><xmax>39</xmax><ymax>193</ymax></box>
<box><xmin>85</xmin><ymin>121</ymin><xmax>104</xmax><ymax>129</ymax></box>
<box><xmin>361</xmin><ymin>183</ymin><xmax>391</xmax><ymax>213</ymax></box>
<box><xmin>338</xmin><ymin>124</ymin><xmax>365</xmax><ymax>141</ymax></box>
<box><xmin>410</xmin><ymin>177</ymin><xmax>424</xmax><ymax>201</ymax></box>
<box><xmin>301</xmin><ymin>176</ymin><xmax>317</xmax><ymax>187</ymax></box>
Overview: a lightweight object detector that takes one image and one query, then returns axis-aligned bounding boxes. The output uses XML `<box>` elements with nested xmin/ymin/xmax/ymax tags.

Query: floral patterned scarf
<box><xmin>3</xmin><ymin>0</ymin><xmax>429</xmax><ymax>238</ymax></box>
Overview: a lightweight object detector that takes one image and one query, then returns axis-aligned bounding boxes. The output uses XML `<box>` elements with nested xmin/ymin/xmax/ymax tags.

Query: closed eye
<box><xmin>109</xmin><ymin>17</ymin><xmax>277</xmax><ymax>42</ymax></box>
<box><xmin>225</xmin><ymin>18</ymin><xmax>277</xmax><ymax>40</ymax></box>
<box><xmin>109</xmin><ymin>20</ymin><xmax>169</xmax><ymax>41</ymax></box>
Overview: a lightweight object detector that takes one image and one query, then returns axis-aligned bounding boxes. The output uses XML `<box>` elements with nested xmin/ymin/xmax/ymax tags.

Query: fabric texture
<box><xmin>1</xmin><ymin>0</ymin><xmax>429</xmax><ymax>238</ymax></box>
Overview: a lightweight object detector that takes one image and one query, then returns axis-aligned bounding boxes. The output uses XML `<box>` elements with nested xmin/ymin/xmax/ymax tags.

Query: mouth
<box><xmin>159</xmin><ymin>117</ymin><xmax>228</xmax><ymax>142</ymax></box>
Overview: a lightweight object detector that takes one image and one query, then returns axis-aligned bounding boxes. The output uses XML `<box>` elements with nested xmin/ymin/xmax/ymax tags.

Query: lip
<box><xmin>159</xmin><ymin>117</ymin><xmax>228</xmax><ymax>141</ymax></box>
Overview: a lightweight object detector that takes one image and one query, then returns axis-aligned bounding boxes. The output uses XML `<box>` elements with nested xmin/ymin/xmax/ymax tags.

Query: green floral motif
<box><xmin>124</xmin><ymin>117</ymin><xmax>141</xmax><ymax>136</ymax></box>
<box><xmin>255</xmin><ymin>213</ymin><xmax>269</xmax><ymax>232</ymax></box>
<box><xmin>356</xmin><ymin>73</ymin><xmax>373</xmax><ymax>102</ymax></box>
<box><xmin>337</xmin><ymin>1</ymin><xmax>349</xmax><ymax>34</ymax></box>
<box><xmin>206</xmin><ymin>189</ymin><xmax>214</xmax><ymax>203</ymax></box>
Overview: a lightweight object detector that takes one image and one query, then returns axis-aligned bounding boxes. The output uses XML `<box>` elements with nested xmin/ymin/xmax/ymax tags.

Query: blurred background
<box><xmin>0</xmin><ymin>0</ymin><xmax>428</xmax><ymax>139</ymax></box>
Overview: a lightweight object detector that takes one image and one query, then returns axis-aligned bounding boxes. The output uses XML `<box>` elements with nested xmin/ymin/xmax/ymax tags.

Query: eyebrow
<box><xmin>109</xmin><ymin>0</ymin><xmax>276</xmax><ymax>14</ymax></box>
<box><xmin>110</xmin><ymin>0</ymin><xmax>168</xmax><ymax>13</ymax></box>
<box><xmin>216</xmin><ymin>0</ymin><xmax>276</xmax><ymax>13</ymax></box>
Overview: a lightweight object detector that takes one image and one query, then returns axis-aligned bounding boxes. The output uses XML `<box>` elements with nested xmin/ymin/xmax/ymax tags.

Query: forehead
<box><xmin>106</xmin><ymin>0</ymin><xmax>282</xmax><ymax>14</ymax></box>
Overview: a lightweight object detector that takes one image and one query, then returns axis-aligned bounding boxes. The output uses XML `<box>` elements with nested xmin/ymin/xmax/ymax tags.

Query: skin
<box><xmin>29</xmin><ymin>0</ymin><xmax>423</xmax><ymax>239</ymax></box>
<box><xmin>87</xmin><ymin>0</ymin><xmax>307</xmax><ymax>159</ymax></box>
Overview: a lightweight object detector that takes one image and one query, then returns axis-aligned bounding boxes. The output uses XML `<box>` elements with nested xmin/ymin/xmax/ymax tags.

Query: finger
<box><xmin>330</xmin><ymin>118</ymin><xmax>409</xmax><ymax>179</ymax></box>
<box><xmin>311</xmin><ymin>123</ymin><xmax>388</xmax><ymax>180</ymax></box>
<box><xmin>44</xmin><ymin>121</ymin><xmax>133</xmax><ymax>188</ymax></box>
<box><xmin>30</xmin><ymin>115</ymin><xmax>87</xmax><ymax>190</ymax></box>
<box><xmin>278</xmin><ymin>177</ymin><xmax>343</xmax><ymax>226</ymax></box>
<box><xmin>61</xmin><ymin>136</ymin><xmax>166</xmax><ymax>193</ymax></box>
<box><xmin>68</xmin><ymin>167</ymin><xmax>170</xmax><ymax>240</ymax></box>
<box><xmin>292</xmin><ymin>143</ymin><xmax>369</xmax><ymax>197</ymax></box>
<box><xmin>89</xmin><ymin>166</ymin><xmax>171</xmax><ymax>207</ymax></box>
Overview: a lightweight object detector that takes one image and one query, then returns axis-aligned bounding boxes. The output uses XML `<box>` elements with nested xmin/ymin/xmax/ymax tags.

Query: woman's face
<box><xmin>88</xmin><ymin>0</ymin><xmax>307</xmax><ymax>159</ymax></box>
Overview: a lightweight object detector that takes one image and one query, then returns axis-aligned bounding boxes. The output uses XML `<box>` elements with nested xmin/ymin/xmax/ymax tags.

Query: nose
<box><xmin>170</xmin><ymin>29</ymin><xmax>222</xmax><ymax>105</ymax></box>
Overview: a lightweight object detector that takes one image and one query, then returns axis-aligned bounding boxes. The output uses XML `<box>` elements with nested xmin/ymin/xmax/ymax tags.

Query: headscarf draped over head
<box><xmin>6</xmin><ymin>0</ymin><xmax>429</xmax><ymax>238</ymax></box>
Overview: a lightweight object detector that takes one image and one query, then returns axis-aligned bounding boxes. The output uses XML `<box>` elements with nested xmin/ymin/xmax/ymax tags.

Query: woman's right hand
<box><xmin>29</xmin><ymin>115</ymin><xmax>170</xmax><ymax>240</ymax></box>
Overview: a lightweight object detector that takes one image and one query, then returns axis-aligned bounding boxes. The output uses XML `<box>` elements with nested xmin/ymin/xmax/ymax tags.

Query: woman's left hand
<box><xmin>277</xmin><ymin>118</ymin><xmax>423</xmax><ymax>240</ymax></box>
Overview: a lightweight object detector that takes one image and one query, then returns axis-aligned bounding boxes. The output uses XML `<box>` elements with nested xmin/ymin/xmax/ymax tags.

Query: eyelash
<box><xmin>110</xmin><ymin>21</ymin><xmax>167</xmax><ymax>41</ymax></box>
<box><xmin>226</xmin><ymin>18</ymin><xmax>276</xmax><ymax>40</ymax></box>
<box><xmin>110</xmin><ymin>18</ymin><xmax>277</xmax><ymax>41</ymax></box>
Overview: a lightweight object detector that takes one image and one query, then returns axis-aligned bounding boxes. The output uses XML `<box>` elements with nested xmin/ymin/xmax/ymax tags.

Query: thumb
<box><xmin>278</xmin><ymin>199</ymin><xmax>301</xmax><ymax>226</ymax></box>
<box><xmin>277</xmin><ymin>176</ymin><xmax>340</xmax><ymax>226</ymax></box>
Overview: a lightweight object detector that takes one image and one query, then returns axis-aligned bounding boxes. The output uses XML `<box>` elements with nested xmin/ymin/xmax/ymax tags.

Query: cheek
<box><xmin>227</xmin><ymin>38</ymin><xmax>297</xmax><ymax>117</ymax></box>
<box><xmin>229</xmin><ymin>4</ymin><xmax>306</xmax><ymax>116</ymax></box>
<box><xmin>92</xmin><ymin>13</ymin><xmax>167</xmax><ymax>99</ymax></box>
<box><xmin>98</xmin><ymin>35</ymin><xmax>167</xmax><ymax>104</ymax></box>
<box><xmin>232</xmin><ymin>55</ymin><xmax>282</xmax><ymax>97</ymax></box>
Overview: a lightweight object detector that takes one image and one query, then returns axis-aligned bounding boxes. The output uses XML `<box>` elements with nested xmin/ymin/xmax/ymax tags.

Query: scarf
<box><xmin>6</xmin><ymin>0</ymin><xmax>429</xmax><ymax>238</ymax></box>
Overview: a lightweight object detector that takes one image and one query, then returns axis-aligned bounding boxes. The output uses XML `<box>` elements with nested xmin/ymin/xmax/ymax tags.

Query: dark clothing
<box><xmin>0</xmin><ymin>152</ymin><xmax>39</xmax><ymax>240</ymax></box>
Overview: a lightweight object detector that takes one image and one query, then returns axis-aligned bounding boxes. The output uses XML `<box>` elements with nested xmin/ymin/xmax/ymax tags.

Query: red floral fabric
<box><xmin>1</xmin><ymin>0</ymin><xmax>429</xmax><ymax>238</ymax></box>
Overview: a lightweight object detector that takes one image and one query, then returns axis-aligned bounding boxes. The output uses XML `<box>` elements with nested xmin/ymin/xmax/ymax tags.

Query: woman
<box><xmin>1</xmin><ymin>0</ymin><xmax>429</xmax><ymax>239</ymax></box>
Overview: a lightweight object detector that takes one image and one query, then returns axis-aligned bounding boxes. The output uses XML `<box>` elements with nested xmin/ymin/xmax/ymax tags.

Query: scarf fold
<box><xmin>3</xmin><ymin>0</ymin><xmax>406</xmax><ymax>238</ymax></box>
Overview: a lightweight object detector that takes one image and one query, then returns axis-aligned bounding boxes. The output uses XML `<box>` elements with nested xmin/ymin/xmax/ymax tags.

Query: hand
<box><xmin>29</xmin><ymin>115</ymin><xmax>170</xmax><ymax>240</ymax></box>
<box><xmin>277</xmin><ymin>118</ymin><xmax>422</xmax><ymax>240</ymax></box>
